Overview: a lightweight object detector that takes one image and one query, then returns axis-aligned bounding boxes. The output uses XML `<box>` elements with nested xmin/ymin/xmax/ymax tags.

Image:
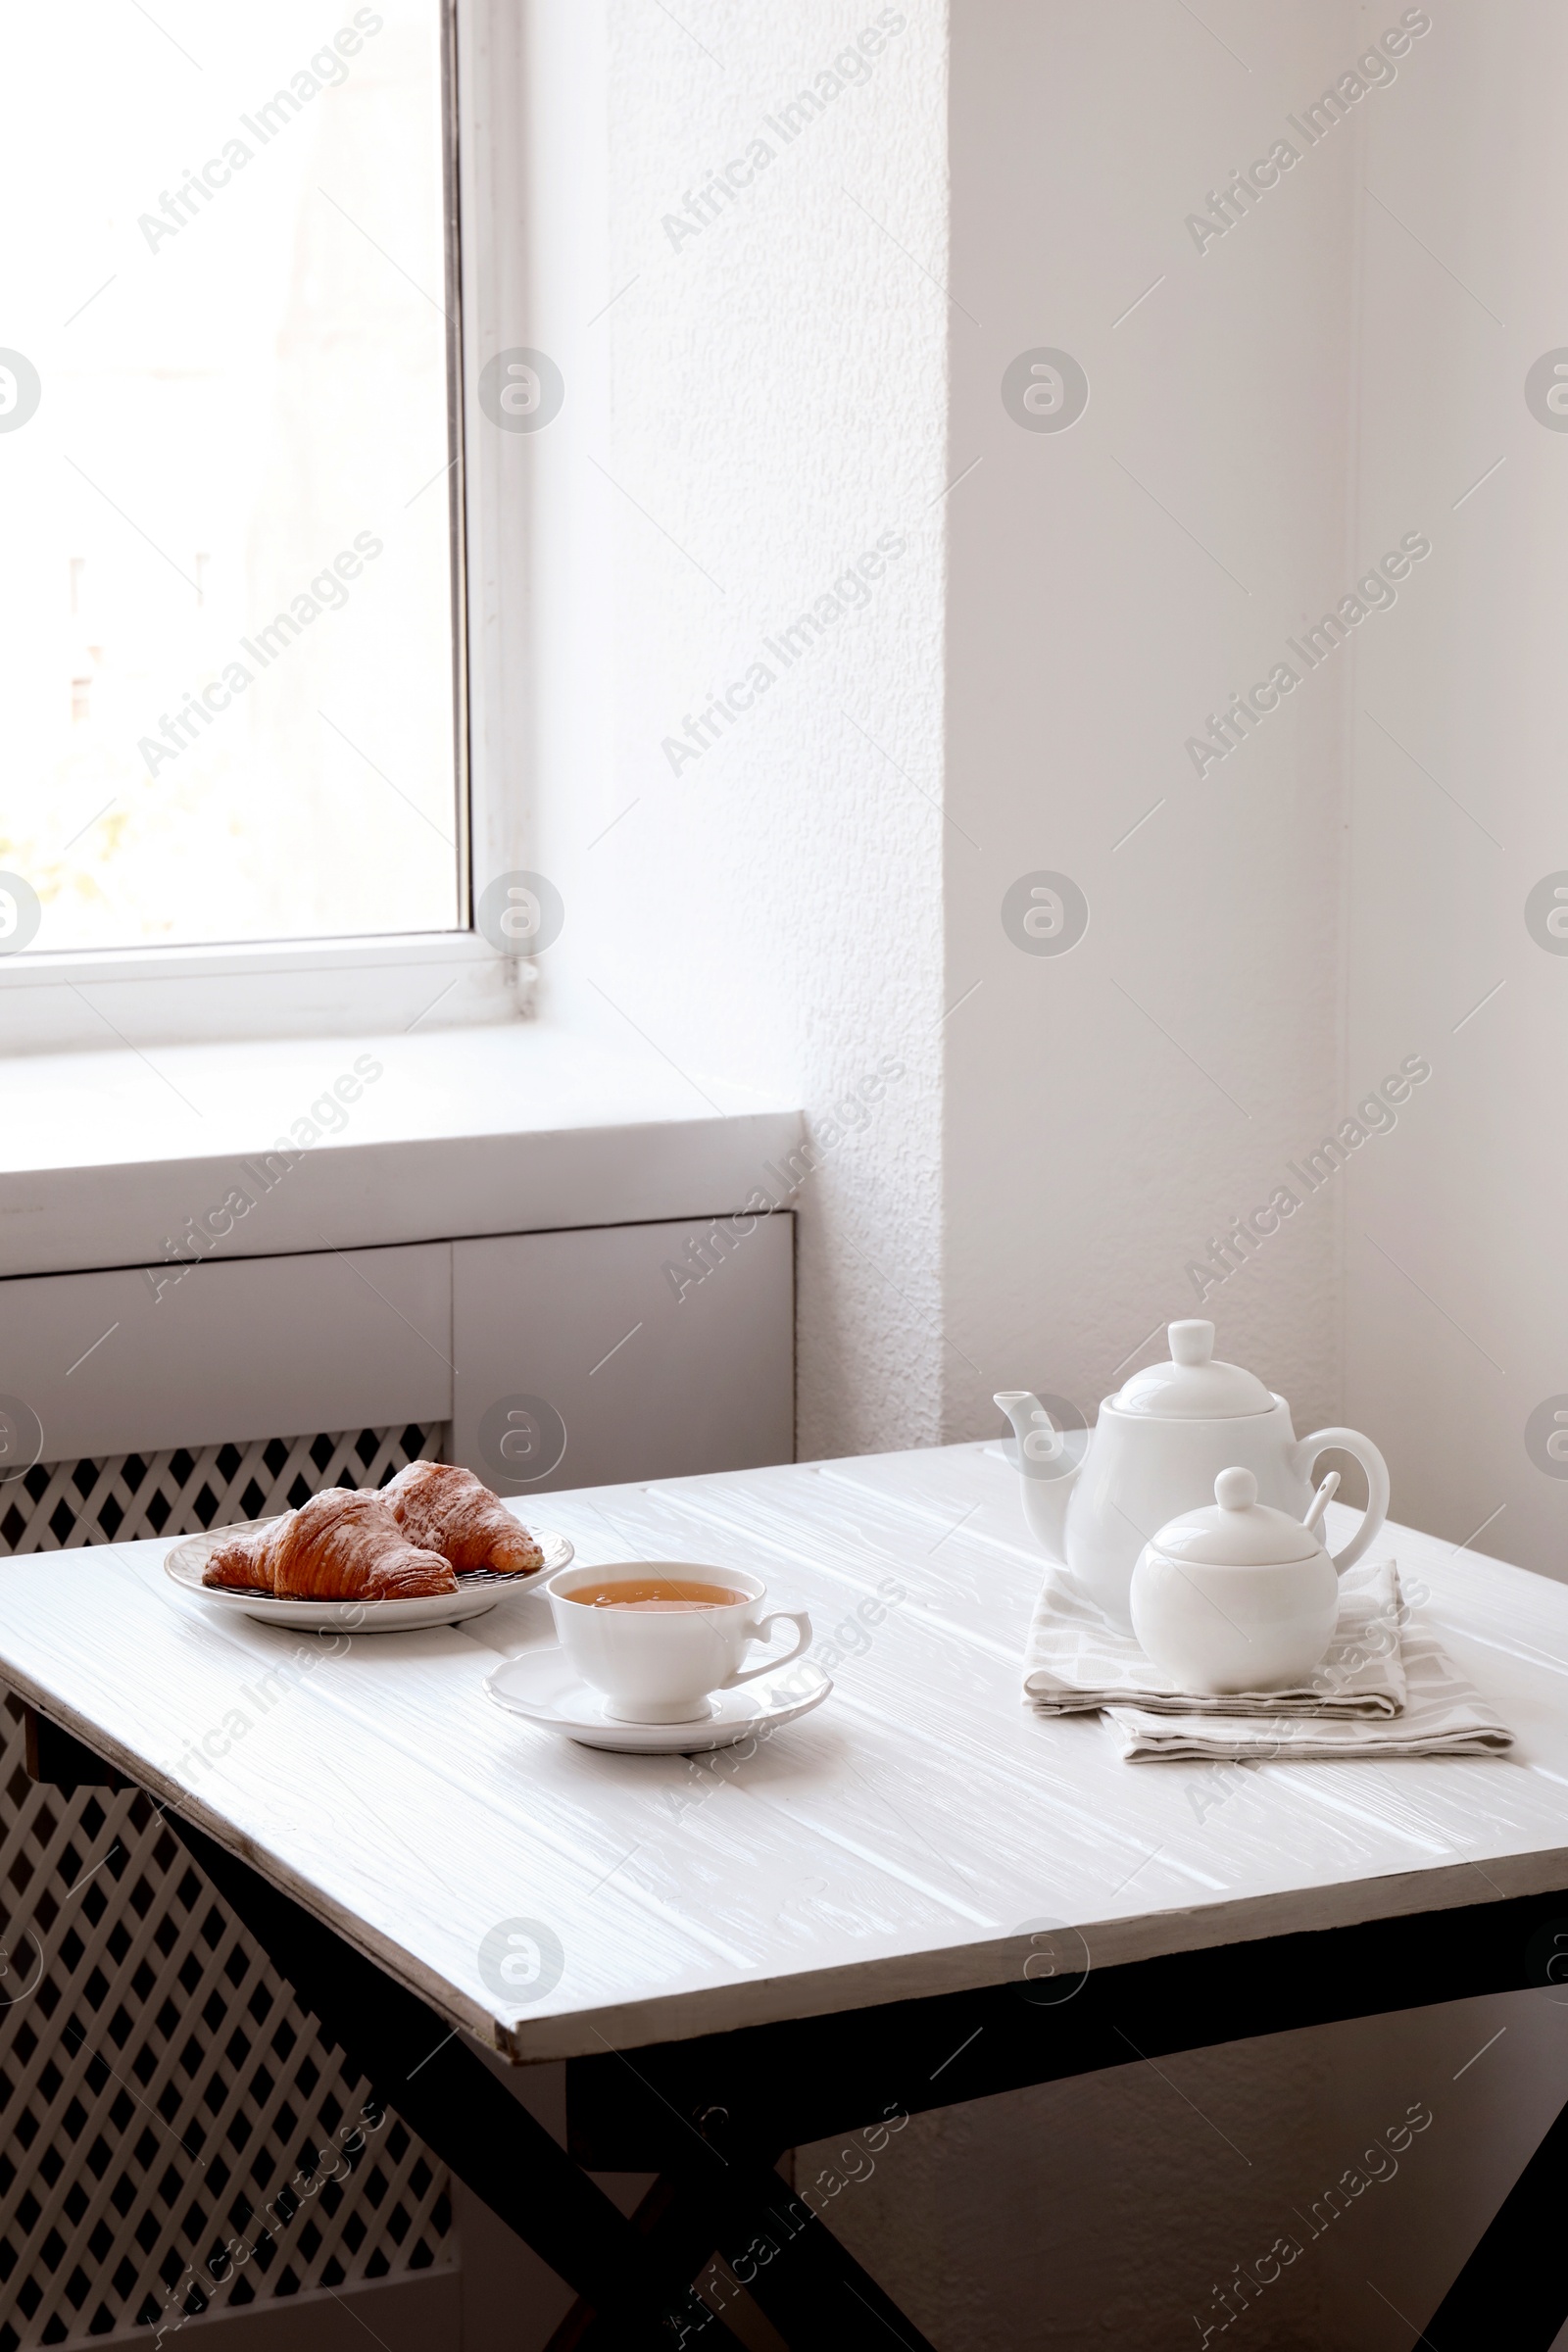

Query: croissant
<box><xmin>203</xmin><ymin>1518</ymin><xmax>289</xmax><ymax>1592</ymax></box>
<box><xmin>269</xmin><ymin>1489</ymin><xmax>457</xmax><ymax>1599</ymax></box>
<box><xmin>382</xmin><ymin>1461</ymin><xmax>545</xmax><ymax>1576</ymax></box>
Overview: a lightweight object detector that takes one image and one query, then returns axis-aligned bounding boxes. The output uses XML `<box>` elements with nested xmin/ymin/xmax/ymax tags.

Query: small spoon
<box><xmin>1301</xmin><ymin>1470</ymin><xmax>1340</xmax><ymax>1536</ymax></box>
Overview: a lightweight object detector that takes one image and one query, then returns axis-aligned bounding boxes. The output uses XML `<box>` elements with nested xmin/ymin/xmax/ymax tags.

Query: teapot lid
<box><xmin>1150</xmin><ymin>1467</ymin><xmax>1323</xmax><ymax>1566</ymax></box>
<box><xmin>1109</xmin><ymin>1321</ymin><xmax>1275</xmax><ymax>1419</ymax></box>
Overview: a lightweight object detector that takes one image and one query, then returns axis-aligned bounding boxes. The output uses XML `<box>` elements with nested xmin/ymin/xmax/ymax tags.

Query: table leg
<box><xmin>191</xmin><ymin>1803</ymin><xmax>934</xmax><ymax>2352</ymax></box>
<box><xmin>164</xmin><ymin>1812</ymin><xmax>754</xmax><ymax>2351</ymax></box>
<box><xmin>544</xmin><ymin>2180</ymin><xmax>699</xmax><ymax>2352</ymax></box>
<box><xmin>556</xmin><ymin>2082</ymin><xmax>941</xmax><ymax>2352</ymax></box>
<box><xmin>548</xmin><ymin>2151</ymin><xmax>945</xmax><ymax>2352</ymax></box>
<box><xmin>1420</xmin><ymin>2084</ymin><xmax>1568</xmax><ymax>2349</ymax></box>
<box><xmin>664</xmin><ymin>2135</ymin><xmax>943</xmax><ymax>2352</ymax></box>
<box><xmin>24</xmin><ymin>1710</ymin><xmax>927</xmax><ymax>2351</ymax></box>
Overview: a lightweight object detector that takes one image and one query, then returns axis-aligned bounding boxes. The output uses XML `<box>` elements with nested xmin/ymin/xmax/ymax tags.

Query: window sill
<box><xmin>0</xmin><ymin>930</ymin><xmax>529</xmax><ymax>1056</ymax></box>
<box><xmin>0</xmin><ymin>1025</ymin><xmax>804</xmax><ymax>1280</ymax></box>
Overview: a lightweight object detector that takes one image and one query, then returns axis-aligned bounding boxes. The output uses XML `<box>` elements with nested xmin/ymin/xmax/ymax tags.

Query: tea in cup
<box><xmin>545</xmin><ymin>1560</ymin><xmax>812</xmax><ymax>1724</ymax></box>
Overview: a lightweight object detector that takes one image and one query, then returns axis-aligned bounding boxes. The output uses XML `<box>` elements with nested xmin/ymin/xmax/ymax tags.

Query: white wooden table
<box><xmin>6</xmin><ymin>1442</ymin><xmax>1568</xmax><ymax>2351</ymax></box>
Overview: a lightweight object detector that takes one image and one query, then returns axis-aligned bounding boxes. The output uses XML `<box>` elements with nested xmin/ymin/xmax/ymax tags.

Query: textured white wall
<box><xmin>803</xmin><ymin>2034</ymin><xmax>1338</xmax><ymax>2350</ymax></box>
<box><xmin>943</xmin><ymin>0</ymin><xmax>1357</xmax><ymax>1449</ymax></box>
<box><xmin>1346</xmin><ymin>0</ymin><xmax>1568</xmax><ymax>1583</ymax></box>
<box><xmin>531</xmin><ymin>0</ymin><xmax>950</xmax><ymax>1463</ymax></box>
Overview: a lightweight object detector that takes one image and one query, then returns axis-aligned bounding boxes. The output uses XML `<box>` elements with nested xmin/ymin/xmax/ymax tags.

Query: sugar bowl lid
<box><xmin>1109</xmin><ymin>1320</ymin><xmax>1275</xmax><ymax>1420</ymax></box>
<box><xmin>1149</xmin><ymin>1467</ymin><xmax>1323</xmax><ymax>1566</ymax></box>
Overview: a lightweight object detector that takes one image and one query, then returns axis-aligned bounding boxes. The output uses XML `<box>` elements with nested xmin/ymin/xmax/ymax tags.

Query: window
<box><xmin>0</xmin><ymin>1</ymin><xmax>466</xmax><ymax>961</ymax></box>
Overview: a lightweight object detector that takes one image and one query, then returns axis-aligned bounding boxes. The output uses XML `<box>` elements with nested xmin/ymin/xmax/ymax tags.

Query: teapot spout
<box><xmin>994</xmin><ymin>1391</ymin><xmax>1078</xmax><ymax>1563</ymax></box>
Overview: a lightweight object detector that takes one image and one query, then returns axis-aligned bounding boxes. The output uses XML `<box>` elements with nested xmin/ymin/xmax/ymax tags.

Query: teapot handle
<box><xmin>1296</xmin><ymin>1429</ymin><xmax>1390</xmax><ymax>1574</ymax></box>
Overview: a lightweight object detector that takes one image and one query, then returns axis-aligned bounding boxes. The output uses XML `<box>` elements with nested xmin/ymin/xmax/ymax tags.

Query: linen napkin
<box><xmin>1105</xmin><ymin>1607</ymin><xmax>1513</xmax><ymax>1760</ymax></box>
<box><xmin>1022</xmin><ymin>1556</ymin><xmax>1514</xmax><ymax>1762</ymax></box>
<box><xmin>1023</xmin><ymin>1555</ymin><xmax>1410</xmax><ymax>1717</ymax></box>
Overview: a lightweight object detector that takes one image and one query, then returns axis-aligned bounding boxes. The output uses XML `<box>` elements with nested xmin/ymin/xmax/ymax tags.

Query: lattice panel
<box><xmin>0</xmin><ymin>1427</ymin><xmax>456</xmax><ymax>2349</ymax></box>
<box><xmin>0</xmin><ymin>1425</ymin><xmax>446</xmax><ymax>1559</ymax></box>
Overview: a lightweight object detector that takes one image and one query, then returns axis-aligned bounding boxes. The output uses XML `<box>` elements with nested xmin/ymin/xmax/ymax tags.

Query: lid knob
<box><xmin>1168</xmin><ymin>1319</ymin><xmax>1215</xmax><ymax>1367</ymax></box>
<box><xmin>1214</xmin><ymin>1466</ymin><xmax>1257</xmax><ymax>1511</ymax></box>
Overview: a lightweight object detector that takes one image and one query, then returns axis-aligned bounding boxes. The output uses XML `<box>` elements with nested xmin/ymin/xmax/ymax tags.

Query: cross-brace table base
<box><xmin>27</xmin><ymin>1709</ymin><xmax>1568</xmax><ymax>2351</ymax></box>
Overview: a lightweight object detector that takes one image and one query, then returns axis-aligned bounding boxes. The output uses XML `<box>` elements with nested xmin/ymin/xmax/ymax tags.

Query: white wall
<box><xmin>943</xmin><ymin>0</ymin><xmax>1354</xmax><ymax>1460</ymax></box>
<box><xmin>1346</xmin><ymin>0</ymin><xmax>1568</xmax><ymax>1584</ymax></box>
<box><xmin>526</xmin><ymin>0</ymin><xmax>950</xmax><ymax>1464</ymax></box>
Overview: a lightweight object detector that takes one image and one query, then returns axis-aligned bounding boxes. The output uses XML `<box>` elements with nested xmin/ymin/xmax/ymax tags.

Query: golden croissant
<box><xmin>382</xmin><ymin>1460</ymin><xmax>545</xmax><ymax>1575</ymax></box>
<box><xmin>204</xmin><ymin>1489</ymin><xmax>456</xmax><ymax>1598</ymax></box>
<box><xmin>202</xmin><ymin>1520</ymin><xmax>280</xmax><ymax>1592</ymax></box>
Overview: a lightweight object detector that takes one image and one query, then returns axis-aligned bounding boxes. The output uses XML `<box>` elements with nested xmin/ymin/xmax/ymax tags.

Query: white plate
<box><xmin>483</xmin><ymin>1644</ymin><xmax>833</xmax><ymax>1752</ymax></box>
<box><xmin>164</xmin><ymin>1516</ymin><xmax>573</xmax><ymax>1633</ymax></box>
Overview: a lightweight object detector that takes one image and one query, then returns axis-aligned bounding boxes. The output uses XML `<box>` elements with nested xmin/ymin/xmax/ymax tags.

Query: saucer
<box><xmin>166</xmin><ymin>1520</ymin><xmax>572</xmax><ymax>1632</ymax></box>
<box><xmin>483</xmin><ymin>1645</ymin><xmax>833</xmax><ymax>1753</ymax></box>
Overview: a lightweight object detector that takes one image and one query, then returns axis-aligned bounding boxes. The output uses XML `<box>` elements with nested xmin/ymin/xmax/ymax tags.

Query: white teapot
<box><xmin>995</xmin><ymin>1319</ymin><xmax>1388</xmax><ymax>1629</ymax></box>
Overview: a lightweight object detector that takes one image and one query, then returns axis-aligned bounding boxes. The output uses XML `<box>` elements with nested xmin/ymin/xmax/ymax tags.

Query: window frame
<box><xmin>0</xmin><ymin>0</ymin><xmax>530</xmax><ymax>1051</ymax></box>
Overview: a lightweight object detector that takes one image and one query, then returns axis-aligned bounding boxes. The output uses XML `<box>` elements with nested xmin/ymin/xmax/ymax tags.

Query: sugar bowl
<box><xmin>1128</xmin><ymin>1466</ymin><xmax>1342</xmax><ymax>1693</ymax></box>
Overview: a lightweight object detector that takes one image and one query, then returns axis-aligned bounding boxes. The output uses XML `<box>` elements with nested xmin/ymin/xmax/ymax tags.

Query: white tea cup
<box><xmin>544</xmin><ymin>1560</ymin><xmax>812</xmax><ymax>1724</ymax></box>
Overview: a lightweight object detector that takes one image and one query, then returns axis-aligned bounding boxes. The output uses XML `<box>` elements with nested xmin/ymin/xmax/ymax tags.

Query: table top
<box><xmin>2</xmin><ymin>1442</ymin><xmax>1566</xmax><ymax>2064</ymax></box>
